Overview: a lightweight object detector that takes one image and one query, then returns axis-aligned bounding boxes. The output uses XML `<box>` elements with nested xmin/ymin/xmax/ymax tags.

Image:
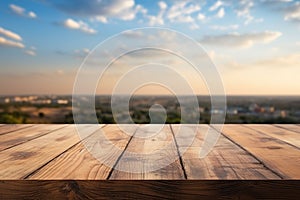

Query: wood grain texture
<box><xmin>222</xmin><ymin>125</ymin><xmax>300</xmax><ymax>179</ymax></box>
<box><xmin>29</xmin><ymin>125</ymin><xmax>135</xmax><ymax>180</ymax></box>
<box><xmin>0</xmin><ymin>125</ymin><xmax>101</xmax><ymax>179</ymax></box>
<box><xmin>0</xmin><ymin>124</ymin><xmax>67</xmax><ymax>151</ymax></box>
<box><xmin>244</xmin><ymin>124</ymin><xmax>300</xmax><ymax>148</ymax></box>
<box><xmin>274</xmin><ymin>124</ymin><xmax>300</xmax><ymax>134</ymax></box>
<box><xmin>0</xmin><ymin>124</ymin><xmax>299</xmax><ymax>181</ymax></box>
<box><xmin>109</xmin><ymin>125</ymin><xmax>185</xmax><ymax>180</ymax></box>
<box><xmin>0</xmin><ymin>124</ymin><xmax>33</xmax><ymax>136</ymax></box>
<box><xmin>172</xmin><ymin>125</ymin><xmax>280</xmax><ymax>179</ymax></box>
<box><xmin>0</xmin><ymin>180</ymin><xmax>300</xmax><ymax>199</ymax></box>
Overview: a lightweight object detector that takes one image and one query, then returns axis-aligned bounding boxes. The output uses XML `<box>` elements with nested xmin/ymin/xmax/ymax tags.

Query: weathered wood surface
<box><xmin>0</xmin><ymin>124</ymin><xmax>67</xmax><ymax>151</ymax></box>
<box><xmin>275</xmin><ymin>124</ymin><xmax>300</xmax><ymax>134</ymax></box>
<box><xmin>0</xmin><ymin>125</ymin><xmax>102</xmax><ymax>179</ymax></box>
<box><xmin>173</xmin><ymin>125</ymin><xmax>281</xmax><ymax>179</ymax></box>
<box><xmin>222</xmin><ymin>125</ymin><xmax>300</xmax><ymax>179</ymax></box>
<box><xmin>244</xmin><ymin>124</ymin><xmax>300</xmax><ymax>148</ymax></box>
<box><xmin>29</xmin><ymin>125</ymin><xmax>134</xmax><ymax>180</ymax></box>
<box><xmin>0</xmin><ymin>124</ymin><xmax>299</xmax><ymax>180</ymax></box>
<box><xmin>0</xmin><ymin>124</ymin><xmax>33</xmax><ymax>136</ymax></box>
<box><xmin>1</xmin><ymin>180</ymin><xmax>300</xmax><ymax>199</ymax></box>
<box><xmin>110</xmin><ymin>125</ymin><xmax>185</xmax><ymax>180</ymax></box>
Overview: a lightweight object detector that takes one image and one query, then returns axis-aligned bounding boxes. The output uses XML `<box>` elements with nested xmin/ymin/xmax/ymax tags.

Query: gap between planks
<box><xmin>0</xmin><ymin>125</ymin><xmax>69</xmax><ymax>152</ymax></box>
<box><xmin>243</xmin><ymin>125</ymin><xmax>300</xmax><ymax>150</ymax></box>
<box><xmin>215</xmin><ymin>125</ymin><xmax>284</xmax><ymax>179</ymax></box>
<box><xmin>0</xmin><ymin>124</ymin><xmax>35</xmax><ymax>136</ymax></box>
<box><xmin>27</xmin><ymin>124</ymin><xmax>135</xmax><ymax>180</ymax></box>
<box><xmin>221</xmin><ymin>125</ymin><xmax>300</xmax><ymax>179</ymax></box>
<box><xmin>0</xmin><ymin>125</ymin><xmax>103</xmax><ymax>179</ymax></box>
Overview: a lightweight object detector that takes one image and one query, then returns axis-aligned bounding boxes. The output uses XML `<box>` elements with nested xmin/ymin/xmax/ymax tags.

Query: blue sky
<box><xmin>0</xmin><ymin>0</ymin><xmax>300</xmax><ymax>95</ymax></box>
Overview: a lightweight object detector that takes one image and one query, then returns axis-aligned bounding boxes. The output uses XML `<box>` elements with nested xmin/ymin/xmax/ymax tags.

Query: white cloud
<box><xmin>148</xmin><ymin>15</ymin><xmax>164</xmax><ymax>26</ymax></box>
<box><xmin>0</xmin><ymin>27</ymin><xmax>22</xmax><ymax>41</ymax></box>
<box><xmin>235</xmin><ymin>0</ymin><xmax>254</xmax><ymax>24</ymax></box>
<box><xmin>167</xmin><ymin>1</ymin><xmax>201</xmax><ymax>24</ymax></box>
<box><xmin>284</xmin><ymin>2</ymin><xmax>300</xmax><ymax>22</ymax></box>
<box><xmin>209</xmin><ymin>1</ymin><xmax>223</xmax><ymax>11</ymax></box>
<box><xmin>25</xmin><ymin>50</ymin><xmax>36</xmax><ymax>56</ymax></box>
<box><xmin>119</xmin><ymin>4</ymin><xmax>147</xmax><ymax>21</ymax></box>
<box><xmin>64</xmin><ymin>18</ymin><xmax>81</xmax><ymax>29</ymax></box>
<box><xmin>55</xmin><ymin>0</ymin><xmax>145</xmax><ymax>22</ymax></box>
<box><xmin>175</xmin><ymin>15</ymin><xmax>194</xmax><ymax>23</ymax></box>
<box><xmin>261</xmin><ymin>0</ymin><xmax>293</xmax><ymax>5</ymax></box>
<box><xmin>216</xmin><ymin>7</ymin><xmax>225</xmax><ymax>18</ymax></box>
<box><xmin>0</xmin><ymin>37</ymin><xmax>25</xmax><ymax>48</ymax></box>
<box><xmin>63</xmin><ymin>18</ymin><xmax>97</xmax><ymax>34</ymax></box>
<box><xmin>28</xmin><ymin>12</ymin><xmax>37</xmax><ymax>18</ymax></box>
<box><xmin>201</xmin><ymin>31</ymin><xmax>282</xmax><ymax>48</ymax></box>
<box><xmin>9</xmin><ymin>4</ymin><xmax>24</xmax><ymax>15</ymax></box>
<box><xmin>158</xmin><ymin>1</ymin><xmax>168</xmax><ymax>10</ymax></box>
<box><xmin>147</xmin><ymin>1</ymin><xmax>202</xmax><ymax>28</ymax></box>
<box><xmin>210</xmin><ymin>24</ymin><xmax>239</xmax><ymax>31</ymax></box>
<box><xmin>197</xmin><ymin>13</ymin><xmax>206</xmax><ymax>22</ymax></box>
<box><xmin>148</xmin><ymin>1</ymin><xmax>168</xmax><ymax>26</ymax></box>
<box><xmin>135</xmin><ymin>4</ymin><xmax>148</xmax><ymax>15</ymax></box>
<box><xmin>123</xmin><ymin>30</ymin><xmax>144</xmax><ymax>38</ymax></box>
<box><xmin>94</xmin><ymin>16</ymin><xmax>108</xmax><ymax>23</ymax></box>
<box><xmin>9</xmin><ymin>4</ymin><xmax>37</xmax><ymax>18</ymax></box>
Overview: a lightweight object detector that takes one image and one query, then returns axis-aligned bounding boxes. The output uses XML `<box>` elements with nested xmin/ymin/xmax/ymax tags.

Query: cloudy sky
<box><xmin>0</xmin><ymin>0</ymin><xmax>299</xmax><ymax>95</ymax></box>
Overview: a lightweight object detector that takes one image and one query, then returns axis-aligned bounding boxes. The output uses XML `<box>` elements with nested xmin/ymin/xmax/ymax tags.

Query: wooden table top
<box><xmin>0</xmin><ymin>124</ymin><xmax>299</xmax><ymax>180</ymax></box>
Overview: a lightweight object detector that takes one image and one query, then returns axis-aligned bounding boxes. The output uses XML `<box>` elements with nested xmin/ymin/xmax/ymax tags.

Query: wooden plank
<box><xmin>1</xmin><ymin>180</ymin><xmax>300</xmax><ymax>199</ymax></box>
<box><xmin>172</xmin><ymin>125</ymin><xmax>280</xmax><ymax>179</ymax></box>
<box><xmin>0</xmin><ymin>125</ymin><xmax>101</xmax><ymax>179</ymax></box>
<box><xmin>28</xmin><ymin>124</ymin><xmax>137</xmax><ymax>180</ymax></box>
<box><xmin>222</xmin><ymin>125</ymin><xmax>300</xmax><ymax>179</ymax></box>
<box><xmin>244</xmin><ymin>124</ymin><xmax>300</xmax><ymax>148</ymax></box>
<box><xmin>0</xmin><ymin>124</ymin><xmax>67</xmax><ymax>151</ymax></box>
<box><xmin>274</xmin><ymin>124</ymin><xmax>300</xmax><ymax>134</ymax></box>
<box><xmin>0</xmin><ymin>124</ymin><xmax>33</xmax><ymax>136</ymax></box>
<box><xmin>109</xmin><ymin>125</ymin><xmax>186</xmax><ymax>180</ymax></box>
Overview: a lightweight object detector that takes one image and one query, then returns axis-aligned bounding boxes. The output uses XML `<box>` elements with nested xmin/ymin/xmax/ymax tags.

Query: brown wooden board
<box><xmin>29</xmin><ymin>125</ymin><xmax>135</xmax><ymax>180</ymax></box>
<box><xmin>0</xmin><ymin>124</ymin><xmax>67</xmax><ymax>151</ymax></box>
<box><xmin>172</xmin><ymin>125</ymin><xmax>280</xmax><ymax>179</ymax></box>
<box><xmin>245</xmin><ymin>124</ymin><xmax>300</xmax><ymax>148</ymax></box>
<box><xmin>0</xmin><ymin>124</ymin><xmax>33</xmax><ymax>136</ymax></box>
<box><xmin>0</xmin><ymin>180</ymin><xmax>300</xmax><ymax>199</ymax></box>
<box><xmin>0</xmin><ymin>125</ymin><xmax>101</xmax><ymax>179</ymax></box>
<box><xmin>109</xmin><ymin>125</ymin><xmax>185</xmax><ymax>180</ymax></box>
<box><xmin>274</xmin><ymin>124</ymin><xmax>300</xmax><ymax>134</ymax></box>
<box><xmin>222</xmin><ymin>125</ymin><xmax>300</xmax><ymax>179</ymax></box>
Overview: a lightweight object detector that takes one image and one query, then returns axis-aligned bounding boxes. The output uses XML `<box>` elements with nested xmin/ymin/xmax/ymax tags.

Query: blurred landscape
<box><xmin>0</xmin><ymin>95</ymin><xmax>299</xmax><ymax>124</ymax></box>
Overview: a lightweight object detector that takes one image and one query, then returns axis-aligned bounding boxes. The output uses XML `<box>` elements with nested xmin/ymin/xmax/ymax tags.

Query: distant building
<box><xmin>280</xmin><ymin>110</ymin><xmax>287</xmax><ymax>118</ymax></box>
<box><xmin>57</xmin><ymin>100</ymin><xmax>68</xmax><ymax>105</ymax></box>
<box><xmin>249</xmin><ymin>103</ymin><xmax>260</xmax><ymax>112</ymax></box>
<box><xmin>227</xmin><ymin>108</ymin><xmax>238</xmax><ymax>115</ymax></box>
<box><xmin>210</xmin><ymin>109</ymin><xmax>225</xmax><ymax>114</ymax></box>
<box><xmin>261</xmin><ymin>106</ymin><xmax>275</xmax><ymax>113</ymax></box>
<box><xmin>31</xmin><ymin>99</ymin><xmax>51</xmax><ymax>104</ymax></box>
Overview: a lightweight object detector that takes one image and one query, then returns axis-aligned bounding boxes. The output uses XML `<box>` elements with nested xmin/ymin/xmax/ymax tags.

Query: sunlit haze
<box><xmin>0</xmin><ymin>0</ymin><xmax>300</xmax><ymax>95</ymax></box>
